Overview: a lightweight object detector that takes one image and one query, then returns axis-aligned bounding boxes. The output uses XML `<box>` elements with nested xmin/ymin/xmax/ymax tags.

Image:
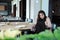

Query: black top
<box><xmin>35</xmin><ymin>17</ymin><xmax>47</xmax><ymax>33</ymax></box>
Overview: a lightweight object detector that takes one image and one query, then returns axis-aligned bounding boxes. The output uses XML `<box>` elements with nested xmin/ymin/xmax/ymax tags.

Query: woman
<box><xmin>35</xmin><ymin>10</ymin><xmax>52</xmax><ymax>33</ymax></box>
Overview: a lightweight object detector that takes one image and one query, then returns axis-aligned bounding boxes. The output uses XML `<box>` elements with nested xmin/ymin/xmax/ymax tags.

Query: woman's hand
<box><xmin>30</xmin><ymin>24</ymin><xmax>36</xmax><ymax>32</ymax></box>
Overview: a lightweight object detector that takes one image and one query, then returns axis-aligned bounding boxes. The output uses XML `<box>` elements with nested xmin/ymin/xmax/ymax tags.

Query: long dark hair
<box><xmin>37</xmin><ymin>10</ymin><xmax>46</xmax><ymax>23</ymax></box>
<box><xmin>35</xmin><ymin>10</ymin><xmax>47</xmax><ymax>33</ymax></box>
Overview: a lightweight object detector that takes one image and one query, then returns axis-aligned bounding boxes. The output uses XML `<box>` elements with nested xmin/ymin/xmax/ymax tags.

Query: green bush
<box><xmin>20</xmin><ymin>30</ymin><xmax>55</xmax><ymax>40</ymax></box>
<box><xmin>54</xmin><ymin>29</ymin><xmax>60</xmax><ymax>40</ymax></box>
<box><xmin>20</xmin><ymin>34</ymin><xmax>38</xmax><ymax>40</ymax></box>
<box><xmin>38</xmin><ymin>30</ymin><xmax>54</xmax><ymax>40</ymax></box>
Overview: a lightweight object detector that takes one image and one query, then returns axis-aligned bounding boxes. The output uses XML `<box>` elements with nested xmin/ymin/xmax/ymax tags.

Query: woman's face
<box><xmin>39</xmin><ymin>13</ymin><xmax>44</xmax><ymax>19</ymax></box>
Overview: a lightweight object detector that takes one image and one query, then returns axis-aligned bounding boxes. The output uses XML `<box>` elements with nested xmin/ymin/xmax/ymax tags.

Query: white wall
<box><xmin>42</xmin><ymin>0</ymin><xmax>49</xmax><ymax>16</ymax></box>
<box><xmin>30</xmin><ymin>0</ymin><xmax>40</xmax><ymax>24</ymax></box>
<box><xmin>26</xmin><ymin>0</ymin><xmax>30</xmax><ymax>19</ymax></box>
<box><xmin>29</xmin><ymin>0</ymin><xmax>35</xmax><ymax>20</ymax></box>
<box><xmin>34</xmin><ymin>0</ymin><xmax>40</xmax><ymax>24</ymax></box>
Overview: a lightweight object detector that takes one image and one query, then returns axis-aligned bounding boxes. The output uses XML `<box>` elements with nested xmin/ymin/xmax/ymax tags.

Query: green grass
<box><xmin>4</xmin><ymin>37</ymin><xmax>16</xmax><ymax>40</ymax></box>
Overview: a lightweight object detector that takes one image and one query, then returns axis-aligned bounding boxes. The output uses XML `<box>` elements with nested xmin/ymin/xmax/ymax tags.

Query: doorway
<box><xmin>20</xmin><ymin>0</ymin><xmax>26</xmax><ymax>21</ymax></box>
<box><xmin>49</xmin><ymin>0</ymin><xmax>60</xmax><ymax>24</ymax></box>
<box><xmin>13</xmin><ymin>4</ymin><xmax>16</xmax><ymax>17</ymax></box>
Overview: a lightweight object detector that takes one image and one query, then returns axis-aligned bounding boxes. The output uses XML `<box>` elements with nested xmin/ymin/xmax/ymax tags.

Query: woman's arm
<box><xmin>30</xmin><ymin>24</ymin><xmax>36</xmax><ymax>32</ymax></box>
<box><xmin>45</xmin><ymin>17</ymin><xmax>52</xmax><ymax>28</ymax></box>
